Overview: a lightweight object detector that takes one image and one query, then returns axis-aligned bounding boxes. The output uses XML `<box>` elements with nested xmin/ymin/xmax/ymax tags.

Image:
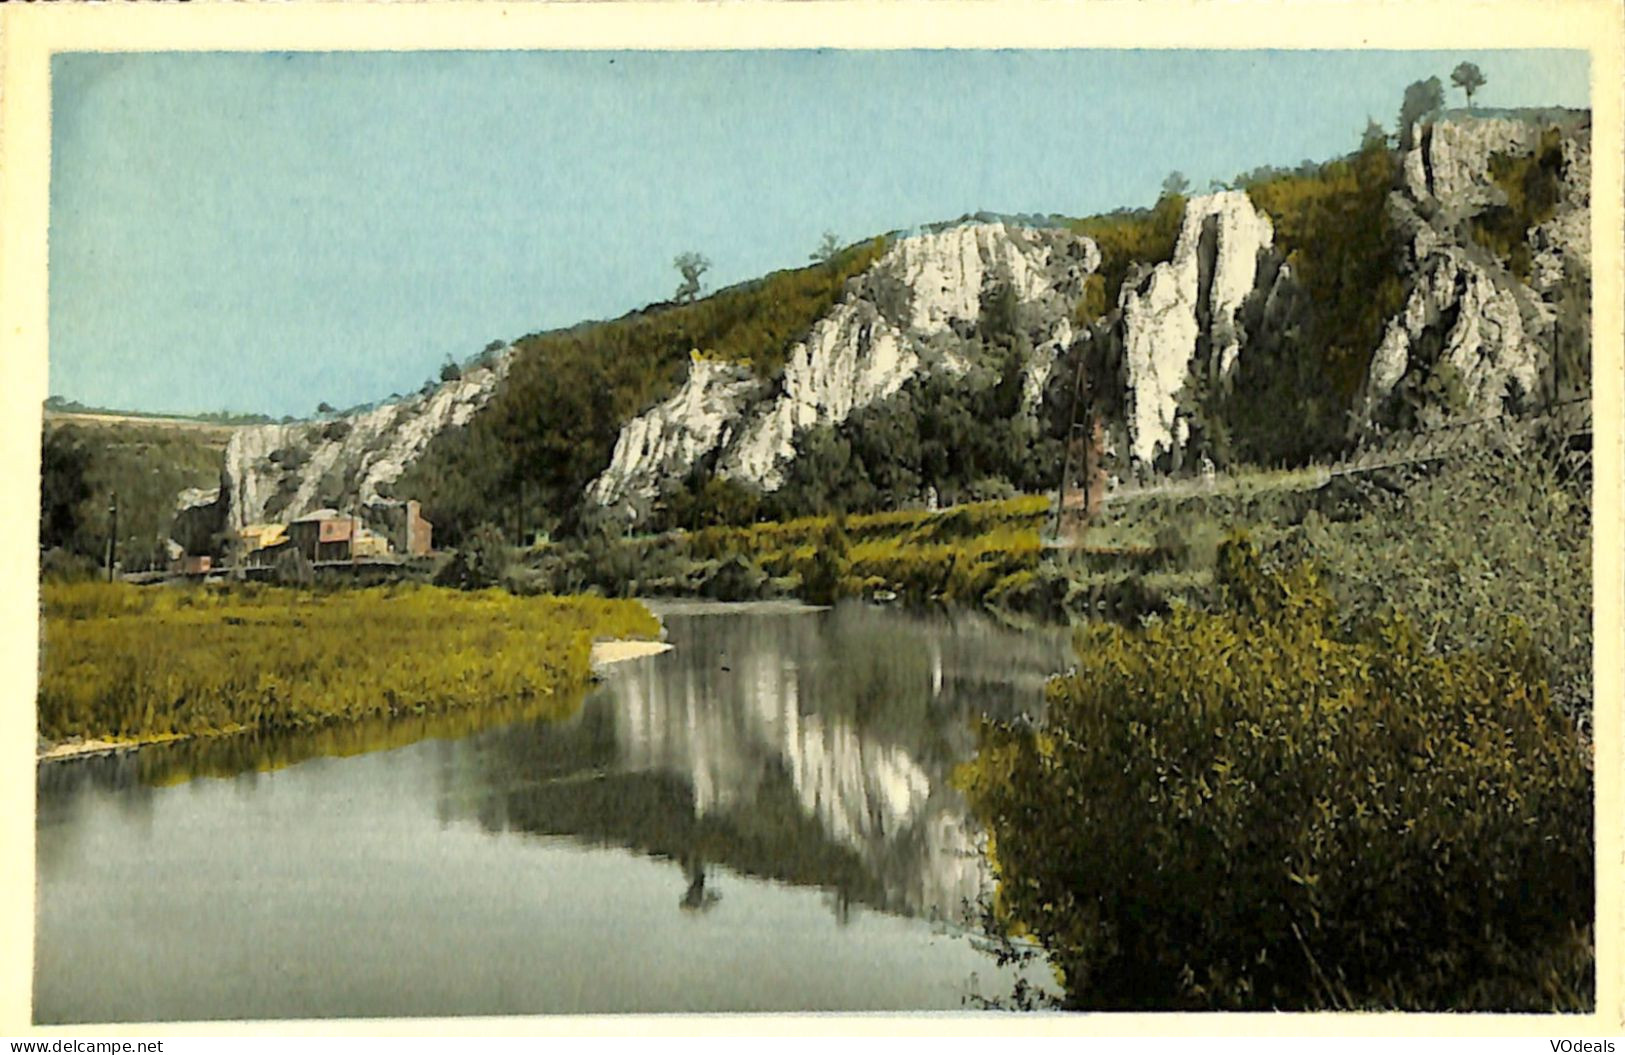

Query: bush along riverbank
<box><xmin>958</xmin><ymin>535</ymin><xmax>1594</xmax><ymax>1012</ymax></box>
<box><xmin>508</xmin><ymin>495</ymin><xmax>1056</xmax><ymax>608</ymax></box>
<box><xmin>37</xmin><ymin>581</ymin><xmax>660</xmax><ymax>752</ymax></box>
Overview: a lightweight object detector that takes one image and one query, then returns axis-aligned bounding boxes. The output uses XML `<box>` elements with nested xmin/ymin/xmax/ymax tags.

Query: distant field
<box><xmin>44</xmin><ymin>409</ymin><xmax>242</xmax><ymax>441</ymax></box>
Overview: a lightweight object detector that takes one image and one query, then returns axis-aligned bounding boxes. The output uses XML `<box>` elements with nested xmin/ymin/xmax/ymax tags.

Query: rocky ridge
<box><xmin>167</xmin><ymin>108</ymin><xmax>1591</xmax><ymax>545</ymax></box>
<box><xmin>1364</xmin><ymin>109</ymin><xmax>1590</xmax><ymax>426</ymax></box>
<box><xmin>1116</xmin><ymin>190</ymin><xmax>1276</xmax><ymax>469</ymax></box>
<box><xmin>584</xmin><ymin>222</ymin><xmax>1099</xmax><ymax>522</ymax></box>
<box><xmin>177</xmin><ymin>352</ymin><xmax>511</xmax><ymax>541</ymax></box>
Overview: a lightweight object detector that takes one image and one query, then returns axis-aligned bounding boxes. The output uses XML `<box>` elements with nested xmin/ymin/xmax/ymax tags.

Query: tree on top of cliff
<box><xmin>1451</xmin><ymin>62</ymin><xmax>1487</xmax><ymax>109</ymax></box>
<box><xmin>1398</xmin><ymin>77</ymin><xmax>1445</xmax><ymax>149</ymax></box>
<box><xmin>1361</xmin><ymin>118</ymin><xmax>1389</xmax><ymax>151</ymax></box>
<box><xmin>1161</xmin><ymin>171</ymin><xmax>1190</xmax><ymax>198</ymax></box>
<box><xmin>673</xmin><ymin>251</ymin><xmax>712</xmax><ymax>304</ymax></box>
<box><xmin>810</xmin><ymin>231</ymin><xmax>841</xmax><ymax>268</ymax></box>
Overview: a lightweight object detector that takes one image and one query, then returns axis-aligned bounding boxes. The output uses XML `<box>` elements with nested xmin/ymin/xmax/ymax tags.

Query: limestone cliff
<box><xmin>1116</xmin><ymin>191</ymin><xmax>1275</xmax><ymax>469</ymax></box>
<box><xmin>1080</xmin><ymin>110</ymin><xmax>1589</xmax><ymax>477</ymax></box>
<box><xmin>585</xmin><ymin>223</ymin><xmax>1098</xmax><ymax>522</ymax></box>
<box><xmin>166</xmin><ymin>107</ymin><xmax>1592</xmax><ymax>544</ymax></box>
<box><xmin>181</xmin><ymin>352</ymin><xmax>511</xmax><ymax>541</ymax></box>
<box><xmin>1364</xmin><ymin>109</ymin><xmax>1590</xmax><ymax>427</ymax></box>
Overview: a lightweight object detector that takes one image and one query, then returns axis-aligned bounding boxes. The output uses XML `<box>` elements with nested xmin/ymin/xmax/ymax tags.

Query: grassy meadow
<box><xmin>37</xmin><ymin>581</ymin><xmax>660</xmax><ymax>746</ymax></box>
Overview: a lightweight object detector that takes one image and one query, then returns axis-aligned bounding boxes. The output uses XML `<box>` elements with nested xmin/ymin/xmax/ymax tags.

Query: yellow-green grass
<box><xmin>684</xmin><ymin>494</ymin><xmax>1050</xmax><ymax>556</ymax></box>
<box><xmin>678</xmin><ymin>496</ymin><xmax>1051</xmax><ymax>604</ymax></box>
<box><xmin>38</xmin><ymin>581</ymin><xmax>660</xmax><ymax>747</ymax></box>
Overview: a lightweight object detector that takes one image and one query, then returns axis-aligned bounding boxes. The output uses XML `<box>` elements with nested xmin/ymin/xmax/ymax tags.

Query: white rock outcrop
<box><xmin>1404</xmin><ymin>116</ymin><xmax>1547</xmax><ymax>210</ymax></box>
<box><xmin>1021</xmin><ymin>317</ymin><xmax>1074</xmax><ymax>413</ymax></box>
<box><xmin>886</xmin><ymin>222</ymin><xmax>1064</xmax><ymax>335</ymax></box>
<box><xmin>217</xmin><ymin>354</ymin><xmax>511</xmax><ymax>530</ymax></box>
<box><xmin>585</xmin><ymin>222</ymin><xmax>1098</xmax><ymax>516</ymax></box>
<box><xmin>1365</xmin><ymin>251</ymin><xmax>1537</xmax><ymax>423</ymax></box>
<box><xmin>584</xmin><ymin>357</ymin><xmax>766</xmax><ymax>516</ymax></box>
<box><xmin>717</xmin><ymin>301</ymin><xmax>918</xmax><ymax>492</ymax></box>
<box><xmin>1365</xmin><ymin>110</ymin><xmax>1589</xmax><ymax>424</ymax></box>
<box><xmin>1119</xmin><ymin>191</ymin><xmax>1274</xmax><ymax>468</ymax></box>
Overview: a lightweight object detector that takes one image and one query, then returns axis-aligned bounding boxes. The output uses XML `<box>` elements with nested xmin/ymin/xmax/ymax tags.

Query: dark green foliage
<box><xmin>657</xmin><ymin>473</ymin><xmax>763</xmax><ymax>532</ymax></box>
<box><xmin>1451</xmin><ymin>62</ymin><xmax>1486</xmax><ymax>108</ymax></box>
<box><xmin>795</xmin><ymin>517</ymin><xmax>850</xmax><ymax>605</ymax></box>
<box><xmin>1361</xmin><ymin>118</ymin><xmax>1389</xmax><ymax>151</ymax></box>
<box><xmin>673</xmin><ymin>251</ymin><xmax>712</xmax><ymax>304</ymax></box>
<box><xmin>1469</xmin><ymin>127</ymin><xmax>1565</xmax><ymax>280</ymax></box>
<box><xmin>440</xmin><ymin>357</ymin><xmax>463</xmax><ymax>383</ymax></box>
<box><xmin>1226</xmin><ymin>139</ymin><xmax>1406</xmax><ymax>463</ymax></box>
<box><xmin>40</xmin><ymin>547</ymin><xmax>100</xmax><ymax>582</ymax></box>
<box><xmin>271</xmin><ymin>546</ymin><xmax>315</xmax><ymax>587</ymax></box>
<box><xmin>40</xmin><ymin>426</ymin><xmax>93</xmax><ymax>554</ymax></box>
<box><xmin>396</xmin><ymin>240</ymin><xmax>885</xmax><ymax>545</ymax></box>
<box><xmin>1398</xmin><ymin>77</ymin><xmax>1445</xmax><ymax>148</ymax></box>
<box><xmin>434</xmin><ymin>522</ymin><xmax>514</xmax><ymax>590</ymax></box>
<box><xmin>810</xmin><ymin>231</ymin><xmax>841</xmax><ymax>267</ymax></box>
<box><xmin>962</xmin><ymin>538</ymin><xmax>1593</xmax><ymax>1011</ymax></box>
<box><xmin>38</xmin><ymin>421</ymin><xmax>228</xmax><ymax>572</ymax></box>
<box><xmin>267</xmin><ymin>446</ymin><xmax>309</xmax><ymax>472</ymax></box>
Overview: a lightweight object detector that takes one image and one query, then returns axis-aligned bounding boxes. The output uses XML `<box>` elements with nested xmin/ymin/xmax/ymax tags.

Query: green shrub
<box><xmin>1469</xmin><ymin>127</ymin><xmax>1565</xmax><ymax>280</ymax></box>
<box><xmin>434</xmin><ymin>522</ymin><xmax>514</xmax><ymax>591</ymax></box>
<box><xmin>961</xmin><ymin>538</ymin><xmax>1592</xmax><ymax>1011</ymax></box>
<box><xmin>1284</xmin><ymin>444</ymin><xmax>1592</xmax><ymax>727</ymax></box>
<box><xmin>40</xmin><ymin>548</ymin><xmax>100</xmax><ymax>582</ymax></box>
<box><xmin>271</xmin><ymin>547</ymin><xmax>315</xmax><ymax>586</ymax></box>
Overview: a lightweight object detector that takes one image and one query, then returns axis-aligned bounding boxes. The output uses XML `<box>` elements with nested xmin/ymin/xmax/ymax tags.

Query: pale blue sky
<box><xmin>49</xmin><ymin>49</ymin><xmax>1587</xmax><ymax>418</ymax></box>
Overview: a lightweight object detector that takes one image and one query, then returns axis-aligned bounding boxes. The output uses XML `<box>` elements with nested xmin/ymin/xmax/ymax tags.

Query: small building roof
<box><xmin>292</xmin><ymin>508</ymin><xmax>344</xmax><ymax>523</ymax></box>
<box><xmin>237</xmin><ymin>523</ymin><xmax>288</xmax><ymax>549</ymax></box>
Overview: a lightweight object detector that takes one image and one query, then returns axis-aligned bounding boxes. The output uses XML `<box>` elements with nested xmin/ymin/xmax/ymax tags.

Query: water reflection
<box><xmin>465</xmin><ymin>602</ymin><xmax>1070</xmax><ymax>924</ymax></box>
<box><xmin>41</xmin><ymin>602</ymin><xmax>1069</xmax><ymax>926</ymax></box>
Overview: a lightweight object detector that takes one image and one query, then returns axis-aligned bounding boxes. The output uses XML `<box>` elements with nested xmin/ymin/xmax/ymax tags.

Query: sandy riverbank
<box><xmin>589</xmin><ymin>639</ymin><xmax>674</xmax><ymax>669</ymax></box>
<box><xmin>37</xmin><ymin>732</ymin><xmax>194</xmax><ymax>763</ymax></box>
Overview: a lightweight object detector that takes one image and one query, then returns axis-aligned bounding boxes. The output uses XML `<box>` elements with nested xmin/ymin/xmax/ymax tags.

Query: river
<box><xmin>34</xmin><ymin>600</ymin><xmax>1073</xmax><ymax>1022</ymax></box>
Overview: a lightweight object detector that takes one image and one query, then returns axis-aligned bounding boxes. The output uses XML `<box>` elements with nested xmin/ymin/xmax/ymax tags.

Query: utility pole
<box><xmin>104</xmin><ymin>491</ymin><xmax>118</xmax><ymax>583</ymax></box>
<box><xmin>1051</xmin><ymin>348</ymin><xmax>1092</xmax><ymax>543</ymax></box>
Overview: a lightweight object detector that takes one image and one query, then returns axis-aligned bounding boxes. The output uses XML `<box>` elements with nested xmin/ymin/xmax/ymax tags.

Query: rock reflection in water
<box><xmin>467</xmin><ymin>601</ymin><xmax>1070</xmax><ymax>925</ymax></box>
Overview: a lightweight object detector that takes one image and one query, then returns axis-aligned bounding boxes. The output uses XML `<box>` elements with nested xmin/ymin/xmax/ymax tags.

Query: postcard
<box><xmin>2</xmin><ymin>0</ymin><xmax>1620</xmax><ymax>1037</ymax></box>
